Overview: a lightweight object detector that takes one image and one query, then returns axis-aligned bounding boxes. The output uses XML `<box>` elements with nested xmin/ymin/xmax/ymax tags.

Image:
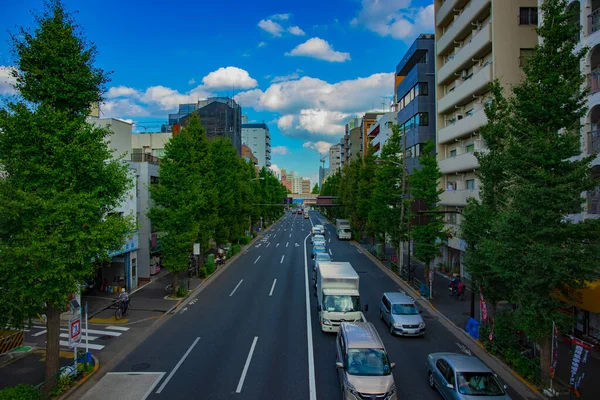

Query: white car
<box><xmin>312</xmin><ymin>234</ymin><xmax>326</xmax><ymax>246</ymax></box>
<box><xmin>311</xmin><ymin>226</ymin><xmax>323</xmax><ymax>235</ymax></box>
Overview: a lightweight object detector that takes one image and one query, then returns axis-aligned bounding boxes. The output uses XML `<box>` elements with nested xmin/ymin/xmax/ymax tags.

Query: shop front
<box><xmin>559</xmin><ymin>280</ymin><xmax>600</xmax><ymax>342</ymax></box>
<box><xmin>102</xmin><ymin>234</ymin><xmax>139</xmax><ymax>292</ymax></box>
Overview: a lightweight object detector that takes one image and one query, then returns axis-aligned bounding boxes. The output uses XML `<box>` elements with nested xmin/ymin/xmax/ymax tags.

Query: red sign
<box><xmin>70</xmin><ymin>319</ymin><xmax>81</xmax><ymax>341</ymax></box>
<box><xmin>480</xmin><ymin>288</ymin><xmax>488</xmax><ymax>323</ymax></box>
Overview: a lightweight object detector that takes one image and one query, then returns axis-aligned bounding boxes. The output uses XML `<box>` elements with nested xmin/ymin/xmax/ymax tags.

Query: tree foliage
<box><xmin>0</xmin><ymin>0</ymin><xmax>132</xmax><ymax>383</ymax></box>
<box><xmin>311</xmin><ymin>183</ymin><xmax>320</xmax><ymax>194</ymax></box>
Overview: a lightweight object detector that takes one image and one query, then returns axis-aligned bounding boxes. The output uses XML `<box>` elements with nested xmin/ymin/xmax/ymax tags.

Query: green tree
<box><xmin>409</xmin><ymin>140</ymin><xmax>445</xmax><ymax>281</ymax></box>
<box><xmin>339</xmin><ymin>158</ymin><xmax>361</xmax><ymax>234</ymax></box>
<box><xmin>0</xmin><ymin>0</ymin><xmax>132</xmax><ymax>385</ymax></box>
<box><xmin>149</xmin><ymin>114</ymin><xmax>216</xmax><ymax>296</ymax></box>
<box><xmin>475</xmin><ymin>0</ymin><xmax>600</xmax><ymax>379</ymax></box>
<box><xmin>311</xmin><ymin>183</ymin><xmax>320</xmax><ymax>194</ymax></box>
<box><xmin>357</xmin><ymin>146</ymin><xmax>377</xmax><ymax>241</ymax></box>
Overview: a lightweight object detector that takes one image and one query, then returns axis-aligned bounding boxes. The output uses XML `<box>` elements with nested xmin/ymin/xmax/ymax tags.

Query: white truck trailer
<box><xmin>335</xmin><ymin>219</ymin><xmax>352</xmax><ymax>240</ymax></box>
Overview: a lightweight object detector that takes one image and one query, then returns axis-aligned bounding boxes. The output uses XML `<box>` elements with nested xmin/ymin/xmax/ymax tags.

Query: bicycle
<box><xmin>114</xmin><ymin>299</ymin><xmax>130</xmax><ymax>320</ymax></box>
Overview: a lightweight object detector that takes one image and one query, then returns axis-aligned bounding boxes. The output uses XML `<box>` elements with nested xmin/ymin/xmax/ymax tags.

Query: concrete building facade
<box><xmin>292</xmin><ymin>176</ymin><xmax>303</xmax><ymax>194</ymax></box>
<box><xmin>241</xmin><ymin>123</ymin><xmax>271</xmax><ymax>168</ymax></box>
<box><xmin>302</xmin><ymin>178</ymin><xmax>311</xmax><ymax>194</ymax></box>
<box><xmin>434</xmin><ymin>0</ymin><xmax>538</xmax><ymax>276</ymax></box>
<box><xmin>329</xmin><ymin>143</ymin><xmax>342</xmax><ymax>174</ymax></box>
<box><xmin>368</xmin><ymin>112</ymin><xmax>398</xmax><ymax>157</ymax></box>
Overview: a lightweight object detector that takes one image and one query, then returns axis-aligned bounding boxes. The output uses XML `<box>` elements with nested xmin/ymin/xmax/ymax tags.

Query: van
<box><xmin>336</xmin><ymin>322</ymin><xmax>397</xmax><ymax>399</ymax></box>
<box><xmin>380</xmin><ymin>292</ymin><xmax>426</xmax><ymax>336</ymax></box>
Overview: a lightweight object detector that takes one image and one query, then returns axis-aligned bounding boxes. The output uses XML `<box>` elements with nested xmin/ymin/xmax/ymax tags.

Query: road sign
<box><xmin>428</xmin><ymin>270</ymin><xmax>434</xmax><ymax>284</ymax></box>
<box><xmin>69</xmin><ymin>316</ymin><xmax>81</xmax><ymax>348</ymax></box>
<box><xmin>193</xmin><ymin>243</ymin><xmax>200</xmax><ymax>255</ymax></box>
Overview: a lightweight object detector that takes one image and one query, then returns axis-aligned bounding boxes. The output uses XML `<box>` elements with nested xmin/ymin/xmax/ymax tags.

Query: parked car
<box><xmin>336</xmin><ymin>322</ymin><xmax>397</xmax><ymax>400</ymax></box>
<box><xmin>311</xmin><ymin>243</ymin><xmax>327</xmax><ymax>259</ymax></box>
<box><xmin>426</xmin><ymin>352</ymin><xmax>511</xmax><ymax>399</ymax></box>
<box><xmin>380</xmin><ymin>292</ymin><xmax>425</xmax><ymax>336</ymax></box>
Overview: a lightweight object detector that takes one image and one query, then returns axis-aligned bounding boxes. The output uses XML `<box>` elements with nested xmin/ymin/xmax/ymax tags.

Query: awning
<box><xmin>557</xmin><ymin>280</ymin><xmax>600</xmax><ymax>314</ymax></box>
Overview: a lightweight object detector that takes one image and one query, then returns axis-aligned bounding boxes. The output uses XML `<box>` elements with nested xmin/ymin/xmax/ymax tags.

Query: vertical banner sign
<box><xmin>569</xmin><ymin>338</ymin><xmax>593</xmax><ymax>397</ymax></box>
<box><xmin>550</xmin><ymin>322</ymin><xmax>559</xmax><ymax>379</ymax></box>
<box><xmin>480</xmin><ymin>287</ymin><xmax>488</xmax><ymax>323</ymax></box>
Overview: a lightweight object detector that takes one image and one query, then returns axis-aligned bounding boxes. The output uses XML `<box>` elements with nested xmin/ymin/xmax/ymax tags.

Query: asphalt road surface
<box><xmin>81</xmin><ymin>210</ymin><xmax>524</xmax><ymax>400</ymax></box>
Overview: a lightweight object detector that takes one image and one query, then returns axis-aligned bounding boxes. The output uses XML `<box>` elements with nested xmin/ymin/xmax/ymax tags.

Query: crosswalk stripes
<box><xmin>29</xmin><ymin>325</ymin><xmax>129</xmax><ymax>351</ymax></box>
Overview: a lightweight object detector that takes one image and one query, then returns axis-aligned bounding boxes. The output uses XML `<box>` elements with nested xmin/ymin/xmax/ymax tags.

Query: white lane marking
<box><xmin>156</xmin><ymin>337</ymin><xmax>201</xmax><ymax>393</ymax></box>
<box><xmin>329</xmin><ymin>249</ymin><xmax>332</xmax><ymax>256</ymax></box>
<box><xmin>230</xmin><ymin>279</ymin><xmax>244</xmax><ymax>297</ymax></box>
<box><xmin>179</xmin><ymin>307</ymin><xmax>188</xmax><ymax>315</ymax></box>
<box><xmin>59</xmin><ymin>333</ymin><xmax>99</xmax><ymax>341</ymax></box>
<box><xmin>32</xmin><ymin>330</ymin><xmax>47</xmax><ymax>337</ymax></box>
<box><xmin>254</xmin><ymin>256</ymin><xmax>261</xmax><ymax>264</ymax></box>
<box><xmin>59</xmin><ymin>340</ymin><xmax>104</xmax><ymax>350</ymax></box>
<box><xmin>269</xmin><ymin>279</ymin><xmax>277</xmax><ymax>296</ymax></box>
<box><xmin>266</xmin><ymin>242</ymin><xmax>271</xmax><ymax>248</ymax></box>
<box><xmin>303</xmin><ymin>233</ymin><xmax>317</xmax><ymax>400</ymax></box>
<box><xmin>289</xmin><ymin>233</ymin><xmax>292</xmax><ymax>238</ymax></box>
<box><xmin>280</xmin><ymin>255</ymin><xmax>285</xmax><ymax>264</ymax></box>
<box><xmin>236</xmin><ymin>336</ymin><xmax>259</xmax><ymax>393</ymax></box>
<box><xmin>286</xmin><ymin>242</ymin><xmax>289</xmax><ymax>248</ymax></box>
<box><xmin>328</xmin><ymin>238</ymin><xmax>331</xmax><ymax>243</ymax></box>
<box><xmin>141</xmin><ymin>372</ymin><xmax>166</xmax><ymax>400</ymax></box>
<box><xmin>276</xmin><ymin>243</ymin><xmax>280</xmax><ymax>248</ymax></box>
<box><xmin>106</xmin><ymin>326</ymin><xmax>130</xmax><ymax>331</ymax></box>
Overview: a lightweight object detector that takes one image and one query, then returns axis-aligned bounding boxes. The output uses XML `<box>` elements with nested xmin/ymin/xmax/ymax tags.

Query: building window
<box><xmin>448</xmin><ymin>213</ymin><xmax>457</xmax><ymax>225</ymax></box>
<box><xmin>466</xmin><ymin>179</ymin><xmax>475</xmax><ymax>191</ymax></box>
<box><xmin>466</xmin><ymin>144</ymin><xmax>475</xmax><ymax>153</ymax></box>
<box><xmin>519</xmin><ymin>48</ymin><xmax>535</xmax><ymax>67</ymax></box>
<box><xmin>450</xmin><ymin>149</ymin><xmax>457</xmax><ymax>158</ymax></box>
<box><xmin>519</xmin><ymin>7</ymin><xmax>538</xmax><ymax>25</ymax></box>
<box><xmin>419</xmin><ymin>82</ymin><xmax>428</xmax><ymax>96</ymax></box>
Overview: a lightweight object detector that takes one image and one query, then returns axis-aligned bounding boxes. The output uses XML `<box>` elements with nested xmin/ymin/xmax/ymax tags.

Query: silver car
<box><xmin>380</xmin><ymin>292</ymin><xmax>425</xmax><ymax>336</ymax></box>
<box><xmin>336</xmin><ymin>322</ymin><xmax>397</xmax><ymax>400</ymax></box>
<box><xmin>312</xmin><ymin>234</ymin><xmax>326</xmax><ymax>246</ymax></box>
<box><xmin>426</xmin><ymin>352</ymin><xmax>511</xmax><ymax>399</ymax></box>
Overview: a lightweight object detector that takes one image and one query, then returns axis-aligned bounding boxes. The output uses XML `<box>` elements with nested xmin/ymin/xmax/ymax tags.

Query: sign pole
<box><xmin>85</xmin><ymin>302</ymin><xmax>89</xmax><ymax>355</ymax></box>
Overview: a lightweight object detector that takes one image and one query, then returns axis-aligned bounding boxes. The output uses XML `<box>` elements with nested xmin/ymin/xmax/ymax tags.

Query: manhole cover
<box><xmin>131</xmin><ymin>363</ymin><xmax>150</xmax><ymax>371</ymax></box>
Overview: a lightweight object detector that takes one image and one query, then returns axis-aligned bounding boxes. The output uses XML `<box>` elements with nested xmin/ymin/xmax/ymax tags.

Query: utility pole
<box><xmin>399</xmin><ymin>131</ymin><xmax>408</xmax><ymax>277</ymax></box>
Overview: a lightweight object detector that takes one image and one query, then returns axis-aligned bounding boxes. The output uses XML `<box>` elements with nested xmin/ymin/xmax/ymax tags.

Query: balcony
<box><xmin>440</xmin><ymin>189</ymin><xmax>480</xmax><ymax>207</ymax></box>
<box><xmin>437</xmin><ymin>0</ymin><xmax>491</xmax><ymax>56</ymax></box>
<box><xmin>438</xmin><ymin>63</ymin><xmax>492</xmax><ymax>114</ymax></box>
<box><xmin>439</xmin><ymin>152</ymin><xmax>479</xmax><ymax>174</ymax></box>
<box><xmin>438</xmin><ymin>22</ymin><xmax>492</xmax><ymax>85</ymax></box>
<box><xmin>436</xmin><ymin>0</ymin><xmax>469</xmax><ymax>28</ymax></box>
<box><xmin>438</xmin><ymin>108</ymin><xmax>488</xmax><ymax>144</ymax></box>
<box><xmin>131</xmin><ymin>153</ymin><xmax>160</xmax><ymax>165</ymax></box>
<box><xmin>589</xmin><ymin>130</ymin><xmax>600</xmax><ymax>155</ymax></box>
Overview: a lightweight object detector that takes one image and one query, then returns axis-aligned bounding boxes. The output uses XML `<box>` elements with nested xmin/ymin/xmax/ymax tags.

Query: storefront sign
<box><xmin>569</xmin><ymin>338</ymin><xmax>593</xmax><ymax>397</ymax></box>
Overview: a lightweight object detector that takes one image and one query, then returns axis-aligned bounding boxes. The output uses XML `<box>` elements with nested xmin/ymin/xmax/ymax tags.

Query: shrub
<box><xmin>198</xmin><ymin>267</ymin><xmax>207</xmax><ymax>278</ymax></box>
<box><xmin>51</xmin><ymin>376</ymin><xmax>75</xmax><ymax>396</ymax></box>
<box><xmin>176</xmin><ymin>282</ymin><xmax>187</xmax><ymax>297</ymax></box>
<box><xmin>232</xmin><ymin>244</ymin><xmax>241</xmax><ymax>255</ymax></box>
<box><xmin>0</xmin><ymin>385</ymin><xmax>40</xmax><ymax>400</ymax></box>
<box><xmin>205</xmin><ymin>262</ymin><xmax>215</xmax><ymax>275</ymax></box>
<box><xmin>239</xmin><ymin>235</ymin><xmax>251</xmax><ymax>245</ymax></box>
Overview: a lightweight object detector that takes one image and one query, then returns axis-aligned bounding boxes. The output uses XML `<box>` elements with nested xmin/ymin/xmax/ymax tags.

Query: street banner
<box><xmin>550</xmin><ymin>322</ymin><xmax>559</xmax><ymax>379</ymax></box>
<box><xmin>480</xmin><ymin>287</ymin><xmax>488</xmax><ymax>323</ymax></box>
<box><xmin>569</xmin><ymin>337</ymin><xmax>593</xmax><ymax>397</ymax></box>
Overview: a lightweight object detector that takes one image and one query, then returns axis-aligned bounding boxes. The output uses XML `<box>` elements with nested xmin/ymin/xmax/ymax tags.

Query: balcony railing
<box><xmin>589</xmin><ymin>130</ymin><xmax>600</xmax><ymax>155</ymax></box>
<box><xmin>588</xmin><ymin>186</ymin><xmax>600</xmax><ymax>214</ymax></box>
<box><xmin>590</xmin><ymin>8</ymin><xmax>600</xmax><ymax>35</ymax></box>
<box><xmin>131</xmin><ymin>153</ymin><xmax>160</xmax><ymax>165</ymax></box>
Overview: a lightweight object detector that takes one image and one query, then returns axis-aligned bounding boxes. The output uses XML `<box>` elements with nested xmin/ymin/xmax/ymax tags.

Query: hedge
<box><xmin>239</xmin><ymin>235</ymin><xmax>251</xmax><ymax>245</ymax></box>
<box><xmin>0</xmin><ymin>385</ymin><xmax>40</xmax><ymax>400</ymax></box>
<box><xmin>205</xmin><ymin>261</ymin><xmax>215</xmax><ymax>275</ymax></box>
<box><xmin>232</xmin><ymin>244</ymin><xmax>241</xmax><ymax>255</ymax></box>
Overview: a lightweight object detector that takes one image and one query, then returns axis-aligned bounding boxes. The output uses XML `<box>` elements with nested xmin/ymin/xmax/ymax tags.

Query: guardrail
<box><xmin>0</xmin><ymin>330</ymin><xmax>23</xmax><ymax>354</ymax></box>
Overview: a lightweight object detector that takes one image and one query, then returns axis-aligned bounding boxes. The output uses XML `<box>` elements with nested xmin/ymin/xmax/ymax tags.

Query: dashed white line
<box><xmin>254</xmin><ymin>256</ymin><xmax>261</xmax><ymax>264</ymax></box>
<box><xmin>230</xmin><ymin>279</ymin><xmax>243</xmax><ymax>297</ymax></box>
<box><xmin>280</xmin><ymin>255</ymin><xmax>285</xmax><ymax>264</ymax></box>
<box><xmin>236</xmin><ymin>336</ymin><xmax>259</xmax><ymax>393</ymax></box>
<box><xmin>269</xmin><ymin>279</ymin><xmax>277</xmax><ymax>296</ymax></box>
<box><xmin>328</xmin><ymin>238</ymin><xmax>331</xmax><ymax>243</ymax></box>
<box><xmin>286</xmin><ymin>242</ymin><xmax>289</xmax><ymax>248</ymax></box>
<box><xmin>156</xmin><ymin>337</ymin><xmax>201</xmax><ymax>393</ymax></box>
<box><xmin>266</xmin><ymin>242</ymin><xmax>271</xmax><ymax>248</ymax></box>
<box><xmin>276</xmin><ymin>243</ymin><xmax>280</xmax><ymax>248</ymax></box>
<box><xmin>32</xmin><ymin>330</ymin><xmax>47</xmax><ymax>337</ymax></box>
<box><xmin>289</xmin><ymin>233</ymin><xmax>292</xmax><ymax>238</ymax></box>
<box><xmin>329</xmin><ymin>249</ymin><xmax>333</xmax><ymax>256</ymax></box>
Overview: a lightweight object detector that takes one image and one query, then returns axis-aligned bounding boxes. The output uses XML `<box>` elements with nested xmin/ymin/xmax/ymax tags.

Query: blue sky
<box><xmin>0</xmin><ymin>0</ymin><xmax>434</xmax><ymax>184</ymax></box>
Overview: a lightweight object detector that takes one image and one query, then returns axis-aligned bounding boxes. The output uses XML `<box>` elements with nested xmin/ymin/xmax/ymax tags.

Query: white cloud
<box><xmin>106</xmin><ymin>86</ymin><xmax>139</xmax><ymax>99</ymax></box>
<box><xmin>277</xmin><ymin>115</ymin><xmax>294</xmax><ymax>130</ymax></box>
<box><xmin>303</xmin><ymin>141</ymin><xmax>333</xmax><ymax>155</ymax></box>
<box><xmin>351</xmin><ymin>0</ymin><xmax>434</xmax><ymax>41</ymax></box>
<box><xmin>202</xmin><ymin>66</ymin><xmax>257</xmax><ymax>90</ymax></box>
<box><xmin>288</xmin><ymin>26</ymin><xmax>305</xmax><ymax>36</ymax></box>
<box><xmin>258</xmin><ymin>41</ymin><xmax>267</xmax><ymax>47</ymax></box>
<box><xmin>269</xmin><ymin>163</ymin><xmax>282</xmax><ymax>177</ymax></box>
<box><xmin>277</xmin><ymin>109</ymin><xmax>348</xmax><ymax>139</ymax></box>
<box><xmin>271</xmin><ymin>13</ymin><xmax>290</xmax><ymax>20</ymax></box>
<box><xmin>0</xmin><ymin>66</ymin><xmax>17</xmax><ymax>95</ymax></box>
<box><xmin>188</xmin><ymin>78</ymin><xmax>196</xmax><ymax>85</ymax></box>
<box><xmin>101</xmin><ymin>99</ymin><xmax>149</xmax><ymax>118</ymax></box>
<box><xmin>258</xmin><ymin>19</ymin><xmax>284</xmax><ymax>37</ymax></box>
<box><xmin>285</xmin><ymin>37</ymin><xmax>350</xmax><ymax>62</ymax></box>
<box><xmin>271</xmin><ymin>70</ymin><xmax>301</xmax><ymax>83</ymax></box>
<box><xmin>271</xmin><ymin>146</ymin><xmax>290</xmax><ymax>155</ymax></box>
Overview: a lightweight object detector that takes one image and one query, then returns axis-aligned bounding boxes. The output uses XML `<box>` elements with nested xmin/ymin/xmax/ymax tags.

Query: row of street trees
<box><xmin>149</xmin><ymin>113</ymin><xmax>287</xmax><ymax>295</ymax></box>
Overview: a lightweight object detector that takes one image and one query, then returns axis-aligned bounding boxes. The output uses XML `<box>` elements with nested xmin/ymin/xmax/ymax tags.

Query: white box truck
<box><xmin>315</xmin><ymin>262</ymin><xmax>366</xmax><ymax>332</ymax></box>
<box><xmin>336</xmin><ymin>219</ymin><xmax>352</xmax><ymax>240</ymax></box>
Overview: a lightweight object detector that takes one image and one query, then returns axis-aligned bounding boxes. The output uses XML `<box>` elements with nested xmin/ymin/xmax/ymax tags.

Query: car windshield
<box><xmin>314</xmin><ymin>245</ymin><xmax>326</xmax><ymax>252</ymax></box>
<box><xmin>323</xmin><ymin>295</ymin><xmax>360</xmax><ymax>312</ymax></box>
<box><xmin>391</xmin><ymin>303</ymin><xmax>419</xmax><ymax>315</ymax></box>
<box><xmin>346</xmin><ymin>348</ymin><xmax>391</xmax><ymax>376</ymax></box>
<box><xmin>314</xmin><ymin>235</ymin><xmax>325</xmax><ymax>241</ymax></box>
<box><xmin>456</xmin><ymin>372</ymin><xmax>506</xmax><ymax>396</ymax></box>
<box><xmin>316</xmin><ymin>254</ymin><xmax>331</xmax><ymax>261</ymax></box>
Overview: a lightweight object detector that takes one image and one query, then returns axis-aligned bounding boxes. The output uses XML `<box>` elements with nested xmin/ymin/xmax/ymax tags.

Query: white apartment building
<box><xmin>434</xmin><ymin>0</ymin><xmax>538</xmax><ymax>275</ymax></box>
<box><xmin>368</xmin><ymin>112</ymin><xmax>398</xmax><ymax>157</ymax></box>
<box><xmin>329</xmin><ymin>143</ymin><xmax>342</xmax><ymax>174</ymax></box>
<box><xmin>292</xmin><ymin>176</ymin><xmax>303</xmax><ymax>194</ymax></box>
<box><xmin>241</xmin><ymin>122</ymin><xmax>271</xmax><ymax>169</ymax></box>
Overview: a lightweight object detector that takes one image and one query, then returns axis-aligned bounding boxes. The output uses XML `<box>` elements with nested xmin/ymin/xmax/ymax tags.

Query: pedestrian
<box><xmin>449</xmin><ymin>275</ymin><xmax>459</xmax><ymax>297</ymax></box>
<box><xmin>457</xmin><ymin>280</ymin><xmax>466</xmax><ymax>301</ymax></box>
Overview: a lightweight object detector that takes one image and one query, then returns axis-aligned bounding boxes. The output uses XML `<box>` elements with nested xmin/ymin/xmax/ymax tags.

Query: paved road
<box><xmin>80</xmin><ymin>211</ymin><xmax>525</xmax><ymax>400</ymax></box>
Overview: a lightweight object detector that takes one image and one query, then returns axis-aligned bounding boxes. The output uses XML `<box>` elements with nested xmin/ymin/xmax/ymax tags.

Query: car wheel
<box><xmin>389</xmin><ymin>323</ymin><xmax>394</xmax><ymax>336</ymax></box>
<box><xmin>428</xmin><ymin>371</ymin><xmax>435</xmax><ymax>390</ymax></box>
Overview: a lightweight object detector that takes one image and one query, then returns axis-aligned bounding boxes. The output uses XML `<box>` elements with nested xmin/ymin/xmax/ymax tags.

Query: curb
<box><xmin>58</xmin><ymin>355</ymin><xmax>100</xmax><ymax>400</ymax></box>
<box><xmin>352</xmin><ymin>240</ymin><xmax>547</xmax><ymax>400</ymax></box>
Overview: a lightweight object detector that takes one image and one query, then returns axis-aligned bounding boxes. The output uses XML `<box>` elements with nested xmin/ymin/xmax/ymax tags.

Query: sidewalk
<box><xmin>357</xmin><ymin>241</ymin><xmax>600</xmax><ymax>400</ymax></box>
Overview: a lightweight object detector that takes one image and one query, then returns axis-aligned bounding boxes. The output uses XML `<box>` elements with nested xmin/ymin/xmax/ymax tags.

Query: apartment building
<box><xmin>368</xmin><ymin>112</ymin><xmax>398</xmax><ymax>157</ymax></box>
<box><xmin>360</xmin><ymin>112</ymin><xmax>385</xmax><ymax>154</ymax></box>
<box><xmin>329</xmin><ymin>143</ymin><xmax>342</xmax><ymax>174</ymax></box>
<box><xmin>302</xmin><ymin>178</ymin><xmax>311</xmax><ymax>194</ymax></box>
<box><xmin>241</xmin><ymin>122</ymin><xmax>271</xmax><ymax>168</ymax></box>
<box><xmin>344</xmin><ymin>118</ymin><xmax>361</xmax><ymax>165</ymax></box>
<box><xmin>395</xmin><ymin>34</ymin><xmax>436</xmax><ymax>173</ymax></box>
<box><xmin>434</xmin><ymin>0</ymin><xmax>538</xmax><ymax>275</ymax></box>
<box><xmin>292</xmin><ymin>176</ymin><xmax>303</xmax><ymax>194</ymax></box>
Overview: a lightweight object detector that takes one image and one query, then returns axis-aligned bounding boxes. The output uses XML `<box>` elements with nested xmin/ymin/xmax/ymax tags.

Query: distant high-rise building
<box><xmin>319</xmin><ymin>166</ymin><xmax>329</xmax><ymax>190</ymax></box>
<box><xmin>302</xmin><ymin>178</ymin><xmax>311</xmax><ymax>194</ymax></box>
<box><xmin>242</xmin><ymin>122</ymin><xmax>271</xmax><ymax>168</ymax></box>
<box><xmin>329</xmin><ymin>143</ymin><xmax>342</xmax><ymax>174</ymax></box>
<box><xmin>292</xmin><ymin>176</ymin><xmax>303</xmax><ymax>194</ymax></box>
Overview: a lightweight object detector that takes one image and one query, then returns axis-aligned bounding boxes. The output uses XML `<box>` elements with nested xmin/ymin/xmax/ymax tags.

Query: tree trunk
<box><xmin>171</xmin><ymin>271</ymin><xmax>178</xmax><ymax>297</ymax></box>
<box><xmin>539</xmin><ymin>334</ymin><xmax>552</xmax><ymax>386</ymax></box>
<box><xmin>43</xmin><ymin>304</ymin><xmax>61</xmax><ymax>391</ymax></box>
